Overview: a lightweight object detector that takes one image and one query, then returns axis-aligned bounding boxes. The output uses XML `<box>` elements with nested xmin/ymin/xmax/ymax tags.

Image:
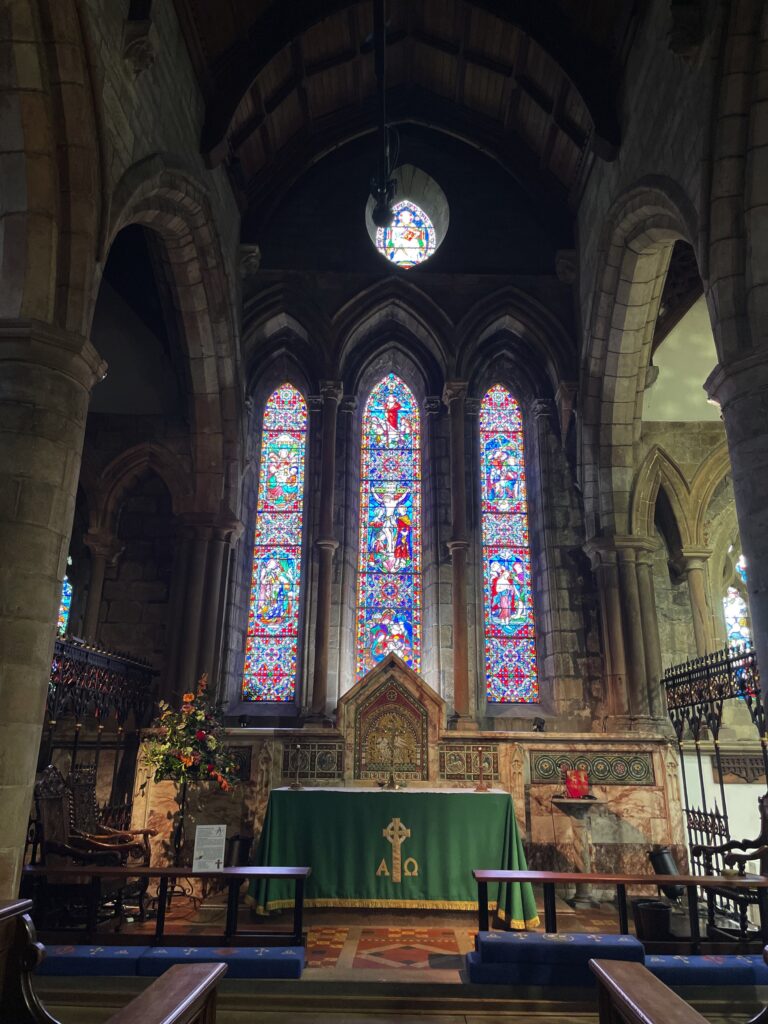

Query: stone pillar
<box><xmin>707</xmin><ymin>357</ymin><xmax>768</xmax><ymax>671</ymax></box>
<box><xmin>679</xmin><ymin>548</ymin><xmax>715</xmax><ymax>657</ymax></box>
<box><xmin>81</xmin><ymin>529</ymin><xmax>122</xmax><ymax>642</ymax></box>
<box><xmin>636</xmin><ymin>549</ymin><xmax>665</xmax><ymax>719</ymax></box>
<box><xmin>615</xmin><ymin>543</ymin><xmax>650</xmax><ymax>718</ymax></box>
<box><xmin>197</xmin><ymin>521</ymin><xmax>242</xmax><ymax>686</ymax></box>
<box><xmin>176</xmin><ymin>522</ymin><xmax>210</xmax><ymax>694</ymax></box>
<box><xmin>443</xmin><ymin>381</ymin><xmax>472</xmax><ymax>724</ymax></box>
<box><xmin>584</xmin><ymin>540</ymin><xmax>631</xmax><ymax>720</ymax></box>
<box><xmin>311</xmin><ymin>381</ymin><xmax>342</xmax><ymax>718</ymax></box>
<box><xmin>0</xmin><ymin>320</ymin><xmax>105</xmax><ymax>896</ymax></box>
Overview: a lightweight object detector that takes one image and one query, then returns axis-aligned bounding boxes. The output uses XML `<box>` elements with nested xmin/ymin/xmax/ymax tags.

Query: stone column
<box><xmin>197</xmin><ymin>520</ymin><xmax>242</xmax><ymax>688</ymax></box>
<box><xmin>707</xmin><ymin>357</ymin><xmax>768</xmax><ymax>671</ymax></box>
<box><xmin>636</xmin><ymin>548</ymin><xmax>665</xmax><ymax>719</ymax></box>
<box><xmin>615</xmin><ymin>542</ymin><xmax>650</xmax><ymax>718</ymax></box>
<box><xmin>81</xmin><ymin>529</ymin><xmax>122</xmax><ymax>642</ymax></box>
<box><xmin>176</xmin><ymin>522</ymin><xmax>211</xmax><ymax>694</ymax></box>
<box><xmin>0</xmin><ymin>320</ymin><xmax>105</xmax><ymax>896</ymax></box>
<box><xmin>443</xmin><ymin>381</ymin><xmax>472</xmax><ymax>724</ymax></box>
<box><xmin>311</xmin><ymin>381</ymin><xmax>342</xmax><ymax>718</ymax></box>
<box><xmin>584</xmin><ymin>540</ymin><xmax>631</xmax><ymax>720</ymax></box>
<box><xmin>679</xmin><ymin>548</ymin><xmax>715</xmax><ymax>657</ymax></box>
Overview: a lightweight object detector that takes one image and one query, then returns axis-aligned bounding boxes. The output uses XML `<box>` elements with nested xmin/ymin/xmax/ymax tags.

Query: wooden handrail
<box><xmin>0</xmin><ymin>898</ymin><xmax>33</xmax><ymax>923</ymax></box>
<box><xmin>472</xmin><ymin>868</ymin><xmax>768</xmax><ymax>947</ymax></box>
<box><xmin>589</xmin><ymin>959</ymin><xmax>711</xmax><ymax>1024</ymax></box>
<box><xmin>22</xmin><ymin>865</ymin><xmax>311</xmax><ymax>946</ymax></box>
<box><xmin>106</xmin><ymin>964</ymin><xmax>226</xmax><ymax>1024</ymax></box>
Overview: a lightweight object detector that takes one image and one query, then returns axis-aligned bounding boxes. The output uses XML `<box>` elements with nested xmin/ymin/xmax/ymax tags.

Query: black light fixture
<box><xmin>369</xmin><ymin>0</ymin><xmax>396</xmax><ymax>228</ymax></box>
<box><xmin>532</xmin><ymin>717</ymin><xmax>546</xmax><ymax>733</ymax></box>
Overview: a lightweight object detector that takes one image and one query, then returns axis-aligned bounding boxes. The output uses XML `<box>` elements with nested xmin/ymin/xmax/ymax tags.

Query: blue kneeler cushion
<box><xmin>468</xmin><ymin>932</ymin><xmax>644</xmax><ymax>987</ymax></box>
<box><xmin>37</xmin><ymin>946</ymin><xmax>151</xmax><ymax>977</ymax></box>
<box><xmin>137</xmin><ymin>946</ymin><xmax>304</xmax><ymax>979</ymax></box>
<box><xmin>36</xmin><ymin>944</ymin><xmax>304</xmax><ymax>980</ymax></box>
<box><xmin>646</xmin><ymin>954</ymin><xmax>768</xmax><ymax>986</ymax></box>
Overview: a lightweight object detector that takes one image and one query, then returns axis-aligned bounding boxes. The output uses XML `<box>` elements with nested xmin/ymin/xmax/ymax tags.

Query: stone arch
<box><xmin>243</xmin><ymin>308</ymin><xmax>325</xmax><ymax>396</ymax></box>
<box><xmin>334</xmin><ymin>281</ymin><xmax>452</xmax><ymax>390</ymax></box>
<box><xmin>103</xmin><ymin>155</ymin><xmax>242</xmax><ymax>516</ymax></box>
<box><xmin>0</xmin><ymin>0</ymin><xmax>100</xmax><ymax>332</ymax></box>
<box><xmin>630</xmin><ymin>445</ymin><xmax>694</xmax><ymax>547</ymax></box>
<box><xmin>580</xmin><ymin>177</ymin><xmax>700</xmax><ymax>537</ymax></box>
<box><xmin>458</xmin><ymin>287</ymin><xmax>575</xmax><ymax>398</ymax></box>
<box><xmin>243</xmin><ymin>282</ymin><xmax>334</xmax><ymax>377</ymax></box>
<box><xmin>690</xmin><ymin>441</ymin><xmax>732</xmax><ymax>548</ymax></box>
<box><xmin>90</xmin><ymin>443</ymin><xmax>191</xmax><ymax>539</ymax></box>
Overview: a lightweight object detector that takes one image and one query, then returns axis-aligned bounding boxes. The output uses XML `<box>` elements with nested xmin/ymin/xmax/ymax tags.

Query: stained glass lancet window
<box><xmin>480</xmin><ymin>385</ymin><xmax>538</xmax><ymax>702</ymax></box>
<box><xmin>375</xmin><ymin>200</ymin><xmax>436</xmax><ymax>268</ymax></box>
<box><xmin>242</xmin><ymin>383</ymin><xmax>307</xmax><ymax>702</ymax></box>
<box><xmin>57</xmin><ymin>576</ymin><xmax>72</xmax><ymax>636</ymax></box>
<box><xmin>355</xmin><ymin>374</ymin><xmax>422</xmax><ymax>677</ymax></box>
<box><xmin>723</xmin><ymin>553</ymin><xmax>751</xmax><ymax>647</ymax></box>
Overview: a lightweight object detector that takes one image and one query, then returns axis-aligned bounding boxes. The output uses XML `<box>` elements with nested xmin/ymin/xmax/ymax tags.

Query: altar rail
<box><xmin>22</xmin><ymin>865</ymin><xmax>310</xmax><ymax>946</ymax></box>
<box><xmin>473</xmin><ymin>869</ymin><xmax>768</xmax><ymax>950</ymax></box>
<box><xmin>589</xmin><ymin>959</ymin><xmax>711</xmax><ymax>1024</ymax></box>
<box><xmin>0</xmin><ymin>899</ymin><xmax>227</xmax><ymax>1024</ymax></box>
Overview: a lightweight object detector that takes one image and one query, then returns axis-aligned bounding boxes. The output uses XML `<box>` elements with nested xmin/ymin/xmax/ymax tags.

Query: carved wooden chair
<box><xmin>690</xmin><ymin>791</ymin><xmax>768</xmax><ymax>938</ymax></box>
<box><xmin>68</xmin><ymin>764</ymin><xmax>154</xmax><ymax>865</ymax></box>
<box><xmin>32</xmin><ymin>765</ymin><xmax>155</xmax><ymax>925</ymax></box>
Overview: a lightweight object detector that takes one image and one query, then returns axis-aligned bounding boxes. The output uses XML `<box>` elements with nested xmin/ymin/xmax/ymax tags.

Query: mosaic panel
<box><xmin>531</xmin><ymin>751</ymin><xmax>655</xmax><ymax>786</ymax></box>
<box><xmin>281</xmin><ymin>740</ymin><xmax>344</xmax><ymax>780</ymax></box>
<box><xmin>438</xmin><ymin>744</ymin><xmax>500</xmax><ymax>781</ymax></box>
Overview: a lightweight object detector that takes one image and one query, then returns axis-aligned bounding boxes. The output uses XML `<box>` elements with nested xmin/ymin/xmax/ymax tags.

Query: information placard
<box><xmin>193</xmin><ymin>824</ymin><xmax>227</xmax><ymax>870</ymax></box>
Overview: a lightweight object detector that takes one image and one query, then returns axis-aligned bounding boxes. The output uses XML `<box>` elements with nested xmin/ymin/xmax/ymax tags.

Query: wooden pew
<box><xmin>0</xmin><ymin>899</ymin><xmax>226</xmax><ymax>1024</ymax></box>
<box><xmin>589</xmin><ymin>959</ymin><xmax>711</xmax><ymax>1024</ymax></box>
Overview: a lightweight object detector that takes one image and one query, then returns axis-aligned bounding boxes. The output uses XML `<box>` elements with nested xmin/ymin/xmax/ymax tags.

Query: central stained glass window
<box><xmin>375</xmin><ymin>200</ymin><xmax>436</xmax><ymax>268</ymax></box>
<box><xmin>480</xmin><ymin>385</ymin><xmax>538</xmax><ymax>702</ymax></box>
<box><xmin>242</xmin><ymin>383</ymin><xmax>307</xmax><ymax>702</ymax></box>
<box><xmin>355</xmin><ymin>373</ymin><xmax>422</xmax><ymax>676</ymax></box>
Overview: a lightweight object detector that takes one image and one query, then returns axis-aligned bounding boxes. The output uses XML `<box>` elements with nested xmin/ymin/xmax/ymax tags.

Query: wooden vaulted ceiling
<box><xmin>174</xmin><ymin>0</ymin><xmax>637</xmax><ymax>225</ymax></box>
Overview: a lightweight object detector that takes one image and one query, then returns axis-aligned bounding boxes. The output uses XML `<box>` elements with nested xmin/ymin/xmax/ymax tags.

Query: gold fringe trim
<box><xmin>496</xmin><ymin>909</ymin><xmax>541</xmax><ymax>930</ymax></box>
<box><xmin>256</xmin><ymin>898</ymin><xmax>493</xmax><ymax>913</ymax></box>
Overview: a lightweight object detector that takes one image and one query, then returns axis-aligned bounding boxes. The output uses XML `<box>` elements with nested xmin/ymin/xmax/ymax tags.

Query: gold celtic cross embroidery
<box><xmin>382</xmin><ymin>817</ymin><xmax>411</xmax><ymax>883</ymax></box>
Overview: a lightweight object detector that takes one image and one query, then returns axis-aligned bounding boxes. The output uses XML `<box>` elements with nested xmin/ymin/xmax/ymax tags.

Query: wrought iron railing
<box><xmin>664</xmin><ymin>642</ymin><xmax>767</xmax><ymax>937</ymax></box>
<box><xmin>48</xmin><ymin>638</ymin><xmax>155</xmax><ymax>729</ymax></box>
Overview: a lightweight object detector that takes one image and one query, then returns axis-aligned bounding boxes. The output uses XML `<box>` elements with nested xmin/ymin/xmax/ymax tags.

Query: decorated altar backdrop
<box><xmin>252</xmin><ymin>788</ymin><xmax>539</xmax><ymax>928</ymax></box>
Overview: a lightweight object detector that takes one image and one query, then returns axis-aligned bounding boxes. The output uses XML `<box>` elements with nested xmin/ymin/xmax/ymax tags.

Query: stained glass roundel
<box><xmin>375</xmin><ymin>200</ymin><xmax>437</xmax><ymax>269</ymax></box>
<box><xmin>480</xmin><ymin>385</ymin><xmax>538</xmax><ymax>703</ymax></box>
<box><xmin>355</xmin><ymin>374</ymin><xmax>422</xmax><ymax>677</ymax></box>
<box><xmin>242</xmin><ymin>383</ymin><xmax>307</xmax><ymax>702</ymax></box>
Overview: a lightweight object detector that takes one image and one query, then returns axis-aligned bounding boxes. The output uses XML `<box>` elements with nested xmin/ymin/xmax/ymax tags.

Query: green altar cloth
<box><xmin>252</xmin><ymin>788</ymin><xmax>539</xmax><ymax>929</ymax></box>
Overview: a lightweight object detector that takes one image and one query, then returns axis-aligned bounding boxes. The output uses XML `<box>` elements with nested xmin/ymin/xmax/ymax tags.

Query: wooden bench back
<box><xmin>589</xmin><ymin>959</ymin><xmax>711</xmax><ymax>1024</ymax></box>
<box><xmin>0</xmin><ymin>900</ymin><xmax>226</xmax><ymax>1024</ymax></box>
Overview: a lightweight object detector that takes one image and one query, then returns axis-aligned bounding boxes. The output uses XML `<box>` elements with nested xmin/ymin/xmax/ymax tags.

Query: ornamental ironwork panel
<box><xmin>48</xmin><ymin>638</ymin><xmax>155</xmax><ymax>728</ymax></box>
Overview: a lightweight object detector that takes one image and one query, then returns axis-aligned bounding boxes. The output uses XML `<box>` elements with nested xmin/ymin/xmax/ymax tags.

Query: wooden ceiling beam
<box><xmin>197</xmin><ymin>0</ymin><xmax>621</xmax><ymax>166</ymax></box>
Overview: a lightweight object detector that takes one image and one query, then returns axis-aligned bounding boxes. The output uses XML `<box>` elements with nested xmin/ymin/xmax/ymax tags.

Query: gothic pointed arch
<box><xmin>242</xmin><ymin>382</ymin><xmax>309</xmax><ymax>702</ymax></box>
<box><xmin>479</xmin><ymin>384</ymin><xmax>538</xmax><ymax>702</ymax></box>
<box><xmin>355</xmin><ymin>373</ymin><xmax>422</xmax><ymax>678</ymax></box>
<box><xmin>630</xmin><ymin>445</ymin><xmax>693</xmax><ymax>546</ymax></box>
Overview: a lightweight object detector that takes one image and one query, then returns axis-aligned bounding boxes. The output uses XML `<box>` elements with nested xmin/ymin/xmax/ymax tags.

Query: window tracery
<box><xmin>355</xmin><ymin>373</ymin><xmax>422</xmax><ymax>676</ymax></box>
<box><xmin>480</xmin><ymin>385</ymin><xmax>538</xmax><ymax>702</ymax></box>
<box><xmin>242</xmin><ymin>383</ymin><xmax>307</xmax><ymax>702</ymax></box>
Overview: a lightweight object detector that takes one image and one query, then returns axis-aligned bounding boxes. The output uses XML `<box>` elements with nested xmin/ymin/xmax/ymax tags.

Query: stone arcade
<box><xmin>3</xmin><ymin>1</ymin><xmax>768</xmax><ymax>1021</ymax></box>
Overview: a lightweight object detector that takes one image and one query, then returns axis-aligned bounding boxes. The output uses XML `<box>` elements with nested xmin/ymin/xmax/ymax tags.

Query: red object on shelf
<box><xmin>564</xmin><ymin>768</ymin><xmax>589</xmax><ymax>798</ymax></box>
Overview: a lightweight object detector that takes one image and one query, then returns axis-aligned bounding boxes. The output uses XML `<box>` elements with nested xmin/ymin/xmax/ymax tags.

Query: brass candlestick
<box><xmin>474</xmin><ymin>745</ymin><xmax>490</xmax><ymax>792</ymax></box>
<box><xmin>290</xmin><ymin>743</ymin><xmax>303</xmax><ymax>790</ymax></box>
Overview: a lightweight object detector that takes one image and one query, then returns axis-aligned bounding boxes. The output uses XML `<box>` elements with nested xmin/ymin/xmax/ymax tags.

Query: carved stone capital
<box><xmin>424</xmin><ymin>395</ymin><xmax>442</xmax><ymax>417</ymax></box>
<box><xmin>307</xmin><ymin>395</ymin><xmax>323</xmax><ymax>413</ymax></box>
<box><xmin>339</xmin><ymin>396</ymin><xmax>358</xmax><ymax>415</ymax></box>
<box><xmin>319</xmin><ymin>380</ymin><xmax>343</xmax><ymax>404</ymax></box>
<box><xmin>442</xmin><ymin>380</ymin><xmax>468</xmax><ymax>407</ymax></box>
<box><xmin>83</xmin><ymin>530</ymin><xmax>123</xmax><ymax>563</ymax></box>
<box><xmin>316</xmin><ymin>536</ymin><xmax>340</xmax><ymax>553</ymax></box>
<box><xmin>122</xmin><ymin>19</ymin><xmax>156</xmax><ymax>77</ymax></box>
<box><xmin>239</xmin><ymin>244</ymin><xmax>262</xmax><ymax>277</ymax></box>
<box><xmin>555</xmin><ymin>249</ymin><xmax>577</xmax><ymax>284</ymax></box>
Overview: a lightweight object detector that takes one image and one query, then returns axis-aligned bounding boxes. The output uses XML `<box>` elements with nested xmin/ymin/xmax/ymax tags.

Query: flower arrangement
<box><xmin>143</xmin><ymin>674</ymin><xmax>238</xmax><ymax>792</ymax></box>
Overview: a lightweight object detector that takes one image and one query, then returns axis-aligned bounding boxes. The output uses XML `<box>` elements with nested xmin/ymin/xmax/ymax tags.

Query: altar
<box><xmin>252</xmin><ymin>787</ymin><xmax>539</xmax><ymax>928</ymax></box>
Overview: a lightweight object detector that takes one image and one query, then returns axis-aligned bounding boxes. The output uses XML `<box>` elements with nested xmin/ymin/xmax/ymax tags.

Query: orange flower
<box><xmin>182</xmin><ymin>692</ymin><xmax>196</xmax><ymax>703</ymax></box>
